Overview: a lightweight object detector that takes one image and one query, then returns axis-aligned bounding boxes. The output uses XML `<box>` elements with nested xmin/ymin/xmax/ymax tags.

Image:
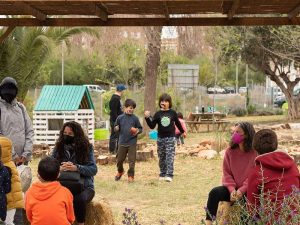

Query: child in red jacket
<box><xmin>247</xmin><ymin>129</ymin><xmax>300</xmax><ymax>217</ymax></box>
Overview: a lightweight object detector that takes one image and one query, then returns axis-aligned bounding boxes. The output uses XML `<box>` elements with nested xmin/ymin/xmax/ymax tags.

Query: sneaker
<box><xmin>115</xmin><ymin>172</ymin><xmax>124</xmax><ymax>181</ymax></box>
<box><xmin>159</xmin><ymin>176</ymin><xmax>166</xmax><ymax>181</ymax></box>
<box><xmin>128</xmin><ymin>176</ymin><xmax>134</xmax><ymax>183</ymax></box>
<box><xmin>165</xmin><ymin>177</ymin><xmax>173</xmax><ymax>182</ymax></box>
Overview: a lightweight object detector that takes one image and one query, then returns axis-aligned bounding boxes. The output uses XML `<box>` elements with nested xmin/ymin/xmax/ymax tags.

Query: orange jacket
<box><xmin>25</xmin><ymin>181</ymin><xmax>75</xmax><ymax>225</ymax></box>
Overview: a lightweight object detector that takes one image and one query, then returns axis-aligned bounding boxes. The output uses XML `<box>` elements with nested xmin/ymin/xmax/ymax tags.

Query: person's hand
<box><xmin>230</xmin><ymin>190</ymin><xmax>237</xmax><ymax>202</ymax></box>
<box><xmin>114</xmin><ymin>125</ymin><xmax>120</xmax><ymax>132</ymax></box>
<box><xmin>236</xmin><ymin>190</ymin><xmax>243</xmax><ymax>200</ymax></box>
<box><xmin>60</xmin><ymin>162</ymin><xmax>78</xmax><ymax>172</ymax></box>
<box><xmin>130</xmin><ymin>128</ymin><xmax>139</xmax><ymax>136</ymax></box>
<box><xmin>144</xmin><ymin>111</ymin><xmax>151</xmax><ymax>118</ymax></box>
<box><xmin>14</xmin><ymin>156</ymin><xmax>26</xmax><ymax>166</ymax></box>
<box><xmin>182</xmin><ymin>132</ymin><xmax>187</xmax><ymax>138</ymax></box>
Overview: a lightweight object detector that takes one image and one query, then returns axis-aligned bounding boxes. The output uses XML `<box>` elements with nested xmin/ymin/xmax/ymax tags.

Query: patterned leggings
<box><xmin>157</xmin><ymin>137</ymin><xmax>176</xmax><ymax>178</ymax></box>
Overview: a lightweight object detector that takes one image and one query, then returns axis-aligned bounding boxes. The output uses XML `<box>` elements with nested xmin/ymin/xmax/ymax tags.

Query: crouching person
<box><xmin>51</xmin><ymin>121</ymin><xmax>98</xmax><ymax>225</ymax></box>
<box><xmin>25</xmin><ymin>157</ymin><xmax>75</xmax><ymax>225</ymax></box>
<box><xmin>0</xmin><ymin>135</ymin><xmax>23</xmax><ymax>225</ymax></box>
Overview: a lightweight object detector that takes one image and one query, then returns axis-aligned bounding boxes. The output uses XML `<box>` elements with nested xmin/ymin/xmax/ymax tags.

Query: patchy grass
<box><xmin>94</xmin><ymin>156</ymin><xmax>222</xmax><ymax>225</ymax></box>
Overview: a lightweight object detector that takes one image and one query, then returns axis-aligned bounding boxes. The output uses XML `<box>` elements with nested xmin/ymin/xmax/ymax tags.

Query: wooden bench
<box><xmin>185</xmin><ymin>112</ymin><xmax>230</xmax><ymax>133</ymax></box>
<box><xmin>186</xmin><ymin>120</ymin><xmax>230</xmax><ymax>132</ymax></box>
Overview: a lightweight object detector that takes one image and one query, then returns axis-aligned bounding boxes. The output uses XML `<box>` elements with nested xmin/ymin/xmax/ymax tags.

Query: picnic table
<box><xmin>185</xmin><ymin>112</ymin><xmax>230</xmax><ymax>133</ymax></box>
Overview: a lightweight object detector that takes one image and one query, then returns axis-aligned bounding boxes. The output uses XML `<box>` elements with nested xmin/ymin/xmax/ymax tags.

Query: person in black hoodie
<box><xmin>144</xmin><ymin>93</ymin><xmax>186</xmax><ymax>182</ymax></box>
<box><xmin>108</xmin><ymin>84</ymin><xmax>126</xmax><ymax>154</ymax></box>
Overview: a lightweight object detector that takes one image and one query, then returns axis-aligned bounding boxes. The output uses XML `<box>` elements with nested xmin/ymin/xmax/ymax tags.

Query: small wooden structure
<box><xmin>33</xmin><ymin>85</ymin><xmax>95</xmax><ymax>146</ymax></box>
<box><xmin>186</xmin><ymin>112</ymin><xmax>230</xmax><ymax>132</ymax></box>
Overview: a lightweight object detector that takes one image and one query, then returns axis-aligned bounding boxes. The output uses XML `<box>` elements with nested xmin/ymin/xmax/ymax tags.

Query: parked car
<box><xmin>84</xmin><ymin>85</ymin><xmax>106</xmax><ymax>93</ymax></box>
<box><xmin>238</xmin><ymin>86</ymin><xmax>248</xmax><ymax>94</ymax></box>
<box><xmin>207</xmin><ymin>86</ymin><xmax>225</xmax><ymax>94</ymax></box>
<box><xmin>224</xmin><ymin>86</ymin><xmax>235</xmax><ymax>94</ymax></box>
<box><xmin>274</xmin><ymin>87</ymin><xmax>300</xmax><ymax>107</ymax></box>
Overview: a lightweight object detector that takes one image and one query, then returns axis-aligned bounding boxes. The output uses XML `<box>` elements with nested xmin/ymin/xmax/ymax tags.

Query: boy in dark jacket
<box><xmin>114</xmin><ymin>99</ymin><xmax>142</xmax><ymax>182</ymax></box>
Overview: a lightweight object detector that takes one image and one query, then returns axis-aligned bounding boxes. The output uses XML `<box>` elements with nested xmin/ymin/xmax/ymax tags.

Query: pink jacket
<box><xmin>222</xmin><ymin>147</ymin><xmax>257</xmax><ymax>194</ymax></box>
<box><xmin>175</xmin><ymin>118</ymin><xmax>187</xmax><ymax>135</ymax></box>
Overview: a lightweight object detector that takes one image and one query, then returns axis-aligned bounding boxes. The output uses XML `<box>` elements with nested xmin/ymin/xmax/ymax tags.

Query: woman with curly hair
<box><xmin>51</xmin><ymin>121</ymin><xmax>97</xmax><ymax>225</ymax></box>
<box><xmin>204</xmin><ymin>122</ymin><xmax>257</xmax><ymax>225</ymax></box>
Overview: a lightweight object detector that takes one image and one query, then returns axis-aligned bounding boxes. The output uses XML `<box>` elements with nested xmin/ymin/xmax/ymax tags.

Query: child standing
<box><xmin>0</xmin><ymin>147</ymin><xmax>11</xmax><ymax>223</ymax></box>
<box><xmin>248</xmin><ymin>129</ymin><xmax>300</xmax><ymax>213</ymax></box>
<box><xmin>144</xmin><ymin>93</ymin><xmax>186</xmax><ymax>182</ymax></box>
<box><xmin>204</xmin><ymin>122</ymin><xmax>257</xmax><ymax>225</ymax></box>
<box><xmin>114</xmin><ymin>99</ymin><xmax>143</xmax><ymax>183</ymax></box>
<box><xmin>175</xmin><ymin>112</ymin><xmax>187</xmax><ymax>145</ymax></box>
<box><xmin>25</xmin><ymin>157</ymin><xmax>75</xmax><ymax>225</ymax></box>
<box><xmin>0</xmin><ymin>135</ymin><xmax>23</xmax><ymax>225</ymax></box>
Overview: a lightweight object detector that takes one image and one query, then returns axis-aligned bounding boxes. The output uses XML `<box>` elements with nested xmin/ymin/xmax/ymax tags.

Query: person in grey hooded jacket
<box><xmin>0</xmin><ymin>77</ymin><xmax>34</xmax><ymax>165</ymax></box>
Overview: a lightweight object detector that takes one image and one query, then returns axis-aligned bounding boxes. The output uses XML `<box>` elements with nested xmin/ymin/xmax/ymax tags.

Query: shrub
<box><xmin>247</xmin><ymin>104</ymin><xmax>256</xmax><ymax>115</ymax></box>
<box><xmin>230</xmin><ymin>107</ymin><xmax>247</xmax><ymax>117</ymax></box>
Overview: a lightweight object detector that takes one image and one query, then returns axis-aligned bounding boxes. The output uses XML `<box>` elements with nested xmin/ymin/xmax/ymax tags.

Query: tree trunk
<box><xmin>143</xmin><ymin>26</ymin><xmax>162</xmax><ymax>135</ymax></box>
<box><xmin>285</xmin><ymin>89</ymin><xmax>299</xmax><ymax>120</ymax></box>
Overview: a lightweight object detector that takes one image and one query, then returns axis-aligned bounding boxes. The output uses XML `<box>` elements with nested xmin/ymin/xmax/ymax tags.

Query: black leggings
<box><xmin>206</xmin><ymin>186</ymin><xmax>231</xmax><ymax>221</ymax></box>
<box><xmin>73</xmin><ymin>188</ymin><xmax>95</xmax><ymax>223</ymax></box>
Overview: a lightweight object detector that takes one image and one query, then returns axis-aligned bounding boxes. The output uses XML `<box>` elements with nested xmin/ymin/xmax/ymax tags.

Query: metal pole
<box><xmin>61</xmin><ymin>42</ymin><xmax>64</xmax><ymax>85</ymax></box>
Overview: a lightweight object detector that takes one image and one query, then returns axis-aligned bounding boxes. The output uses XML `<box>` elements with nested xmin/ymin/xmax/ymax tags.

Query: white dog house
<box><xmin>33</xmin><ymin>85</ymin><xmax>95</xmax><ymax>146</ymax></box>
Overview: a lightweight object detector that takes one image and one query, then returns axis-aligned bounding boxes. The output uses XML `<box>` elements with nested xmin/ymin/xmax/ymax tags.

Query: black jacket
<box><xmin>109</xmin><ymin>94</ymin><xmax>122</xmax><ymax>122</ymax></box>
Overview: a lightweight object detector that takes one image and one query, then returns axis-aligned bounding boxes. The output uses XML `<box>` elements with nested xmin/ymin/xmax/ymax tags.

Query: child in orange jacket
<box><xmin>25</xmin><ymin>157</ymin><xmax>75</xmax><ymax>225</ymax></box>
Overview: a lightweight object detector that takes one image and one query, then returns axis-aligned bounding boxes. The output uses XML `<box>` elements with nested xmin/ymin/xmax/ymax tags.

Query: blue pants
<box><xmin>157</xmin><ymin>137</ymin><xmax>176</xmax><ymax>178</ymax></box>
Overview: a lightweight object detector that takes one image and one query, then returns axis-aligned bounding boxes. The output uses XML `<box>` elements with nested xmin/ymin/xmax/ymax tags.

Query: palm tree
<box><xmin>0</xmin><ymin>27</ymin><xmax>99</xmax><ymax>101</ymax></box>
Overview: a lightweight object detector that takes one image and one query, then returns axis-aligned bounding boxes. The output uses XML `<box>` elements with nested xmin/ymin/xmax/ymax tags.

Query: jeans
<box><xmin>73</xmin><ymin>188</ymin><xmax>95</xmax><ymax>223</ymax></box>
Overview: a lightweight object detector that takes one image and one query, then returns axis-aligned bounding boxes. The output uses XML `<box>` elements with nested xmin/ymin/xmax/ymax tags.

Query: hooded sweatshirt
<box><xmin>247</xmin><ymin>150</ymin><xmax>300</xmax><ymax>207</ymax></box>
<box><xmin>25</xmin><ymin>181</ymin><xmax>75</xmax><ymax>225</ymax></box>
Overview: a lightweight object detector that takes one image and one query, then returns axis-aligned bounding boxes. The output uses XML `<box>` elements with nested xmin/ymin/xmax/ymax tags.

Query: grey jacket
<box><xmin>0</xmin><ymin>98</ymin><xmax>34</xmax><ymax>161</ymax></box>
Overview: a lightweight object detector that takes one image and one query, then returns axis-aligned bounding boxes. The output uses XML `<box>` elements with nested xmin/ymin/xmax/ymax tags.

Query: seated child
<box><xmin>248</xmin><ymin>129</ymin><xmax>300</xmax><ymax>213</ymax></box>
<box><xmin>0</xmin><ymin>135</ymin><xmax>23</xmax><ymax>225</ymax></box>
<box><xmin>0</xmin><ymin>147</ymin><xmax>11</xmax><ymax>222</ymax></box>
<box><xmin>25</xmin><ymin>157</ymin><xmax>75</xmax><ymax>225</ymax></box>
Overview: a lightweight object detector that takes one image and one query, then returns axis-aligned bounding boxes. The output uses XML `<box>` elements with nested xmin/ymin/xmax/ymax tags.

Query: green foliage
<box><xmin>0</xmin><ymin>27</ymin><xmax>99</xmax><ymax>100</ymax></box>
<box><xmin>247</xmin><ymin>104</ymin><xmax>256</xmax><ymax>115</ymax></box>
<box><xmin>230</xmin><ymin>107</ymin><xmax>247</xmax><ymax>117</ymax></box>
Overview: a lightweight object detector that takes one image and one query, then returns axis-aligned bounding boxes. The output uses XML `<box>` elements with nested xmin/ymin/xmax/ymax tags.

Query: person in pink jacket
<box><xmin>204</xmin><ymin>122</ymin><xmax>257</xmax><ymax>225</ymax></box>
<box><xmin>175</xmin><ymin>112</ymin><xmax>187</xmax><ymax>145</ymax></box>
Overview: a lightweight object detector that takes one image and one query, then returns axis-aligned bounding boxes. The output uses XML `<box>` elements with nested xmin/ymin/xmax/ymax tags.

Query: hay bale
<box><xmin>85</xmin><ymin>199</ymin><xmax>115</xmax><ymax>225</ymax></box>
<box><xmin>217</xmin><ymin>201</ymin><xmax>241</xmax><ymax>225</ymax></box>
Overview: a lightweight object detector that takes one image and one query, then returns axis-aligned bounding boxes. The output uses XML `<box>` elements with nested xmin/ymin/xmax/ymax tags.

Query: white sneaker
<box><xmin>159</xmin><ymin>176</ymin><xmax>165</xmax><ymax>181</ymax></box>
<box><xmin>165</xmin><ymin>177</ymin><xmax>173</xmax><ymax>182</ymax></box>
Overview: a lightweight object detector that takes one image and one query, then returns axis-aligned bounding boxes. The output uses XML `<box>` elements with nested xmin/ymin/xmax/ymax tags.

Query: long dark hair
<box><xmin>230</xmin><ymin>122</ymin><xmax>255</xmax><ymax>152</ymax></box>
<box><xmin>54</xmin><ymin>121</ymin><xmax>90</xmax><ymax>164</ymax></box>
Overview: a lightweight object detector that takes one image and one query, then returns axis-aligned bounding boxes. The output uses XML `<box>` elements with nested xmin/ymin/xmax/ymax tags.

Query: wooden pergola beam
<box><xmin>164</xmin><ymin>1</ymin><xmax>170</xmax><ymax>20</ymax></box>
<box><xmin>0</xmin><ymin>17</ymin><xmax>300</xmax><ymax>26</ymax></box>
<box><xmin>94</xmin><ymin>4</ymin><xmax>108</xmax><ymax>21</ymax></box>
<box><xmin>13</xmin><ymin>1</ymin><xmax>47</xmax><ymax>20</ymax></box>
<box><xmin>288</xmin><ymin>3</ymin><xmax>300</xmax><ymax>19</ymax></box>
<box><xmin>0</xmin><ymin>26</ymin><xmax>15</xmax><ymax>43</ymax></box>
<box><xmin>227</xmin><ymin>0</ymin><xmax>240</xmax><ymax>20</ymax></box>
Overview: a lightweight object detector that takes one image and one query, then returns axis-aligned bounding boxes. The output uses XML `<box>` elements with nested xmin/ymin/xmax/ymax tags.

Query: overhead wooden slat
<box><xmin>94</xmin><ymin>4</ymin><xmax>108</xmax><ymax>21</ymax></box>
<box><xmin>13</xmin><ymin>1</ymin><xmax>47</xmax><ymax>20</ymax></box>
<box><xmin>227</xmin><ymin>0</ymin><xmax>240</xmax><ymax>20</ymax></box>
<box><xmin>288</xmin><ymin>3</ymin><xmax>300</xmax><ymax>19</ymax></box>
<box><xmin>0</xmin><ymin>26</ymin><xmax>15</xmax><ymax>43</ymax></box>
<box><xmin>0</xmin><ymin>17</ymin><xmax>300</xmax><ymax>27</ymax></box>
<box><xmin>0</xmin><ymin>0</ymin><xmax>300</xmax><ymax>26</ymax></box>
